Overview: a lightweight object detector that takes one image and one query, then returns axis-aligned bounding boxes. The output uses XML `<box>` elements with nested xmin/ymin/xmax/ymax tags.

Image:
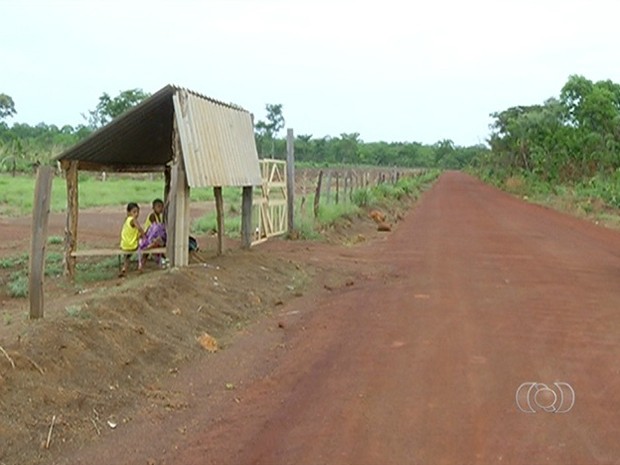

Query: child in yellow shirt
<box><xmin>120</xmin><ymin>202</ymin><xmax>145</xmax><ymax>275</ymax></box>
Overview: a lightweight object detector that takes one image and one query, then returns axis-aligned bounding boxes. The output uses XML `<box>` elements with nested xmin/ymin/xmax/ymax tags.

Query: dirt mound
<box><xmin>0</xmin><ymin>252</ymin><xmax>308</xmax><ymax>465</ymax></box>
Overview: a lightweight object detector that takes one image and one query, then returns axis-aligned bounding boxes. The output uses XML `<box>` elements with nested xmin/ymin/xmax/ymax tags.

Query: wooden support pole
<box><xmin>214</xmin><ymin>186</ymin><xmax>224</xmax><ymax>256</ymax></box>
<box><xmin>241</xmin><ymin>186</ymin><xmax>253</xmax><ymax>249</ymax></box>
<box><xmin>168</xmin><ymin>118</ymin><xmax>190</xmax><ymax>267</ymax></box>
<box><xmin>163</xmin><ymin>165</ymin><xmax>171</xmax><ymax>224</ymax></box>
<box><xmin>286</xmin><ymin>128</ymin><xmax>295</xmax><ymax>234</ymax></box>
<box><xmin>63</xmin><ymin>161</ymin><xmax>78</xmax><ymax>278</ymax></box>
<box><xmin>343</xmin><ymin>175</ymin><xmax>349</xmax><ymax>203</ymax></box>
<box><xmin>313</xmin><ymin>170</ymin><xmax>323</xmax><ymax>218</ymax></box>
<box><xmin>29</xmin><ymin>166</ymin><xmax>54</xmax><ymax>319</ymax></box>
<box><xmin>169</xmin><ymin>159</ymin><xmax>189</xmax><ymax>267</ymax></box>
<box><xmin>166</xmin><ymin>166</ymin><xmax>178</xmax><ymax>265</ymax></box>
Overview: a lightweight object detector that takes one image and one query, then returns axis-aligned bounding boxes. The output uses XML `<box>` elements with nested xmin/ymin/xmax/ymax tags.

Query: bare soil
<box><xmin>4</xmin><ymin>172</ymin><xmax>620</xmax><ymax>464</ymax></box>
<box><xmin>0</xmin><ymin>185</ymin><xmax>407</xmax><ymax>464</ymax></box>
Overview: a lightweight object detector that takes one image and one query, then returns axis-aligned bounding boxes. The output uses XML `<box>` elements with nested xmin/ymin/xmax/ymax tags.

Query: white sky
<box><xmin>1</xmin><ymin>0</ymin><xmax>619</xmax><ymax>145</ymax></box>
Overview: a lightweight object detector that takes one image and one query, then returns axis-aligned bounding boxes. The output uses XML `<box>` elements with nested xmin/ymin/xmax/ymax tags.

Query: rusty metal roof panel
<box><xmin>56</xmin><ymin>85</ymin><xmax>177</xmax><ymax>170</ymax></box>
<box><xmin>56</xmin><ymin>85</ymin><xmax>260</xmax><ymax>185</ymax></box>
<box><xmin>173</xmin><ymin>90</ymin><xmax>262</xmax><ymax>188</ymax></box>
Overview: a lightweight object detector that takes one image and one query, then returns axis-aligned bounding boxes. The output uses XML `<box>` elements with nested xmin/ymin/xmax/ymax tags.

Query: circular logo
<box><xmin>516</xmin><ymin>382</ymin><xmax>575</xmax><ymax>414</ymax></box>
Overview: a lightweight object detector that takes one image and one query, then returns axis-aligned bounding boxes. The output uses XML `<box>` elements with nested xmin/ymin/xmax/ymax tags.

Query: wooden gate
<box><xmin>253</xmin><ymin>159</ymin><xmax>288</xmax><ymax>245</ymax></box>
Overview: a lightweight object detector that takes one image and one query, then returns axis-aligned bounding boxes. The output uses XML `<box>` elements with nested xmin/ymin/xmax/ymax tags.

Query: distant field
<box><xmin>0</xmin><ymin>174</ymin><xmax>239</xmax><ymax>217</ymax></box>
<box><xmin>0</xmin><ymin>165</ymin><xmax>420</xmax><ymax>217</ymax></box>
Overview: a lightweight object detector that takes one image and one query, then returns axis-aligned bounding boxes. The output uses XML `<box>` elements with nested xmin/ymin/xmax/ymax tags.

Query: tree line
<box><xmin>481</xmin><ymin>75</ymin><xmax>620</xmax><ymax>182</ymax></box>
<box><xmin>0</xmin><ymin>88</ymin><xmax>487</xmax><ymax>175</ymax></box>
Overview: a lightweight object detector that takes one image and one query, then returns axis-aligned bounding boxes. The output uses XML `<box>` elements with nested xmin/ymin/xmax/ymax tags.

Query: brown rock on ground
<box><xmin>369</xmin><ymin>210</ymin><xmax>386</xmax><ymax>224</ymax></box>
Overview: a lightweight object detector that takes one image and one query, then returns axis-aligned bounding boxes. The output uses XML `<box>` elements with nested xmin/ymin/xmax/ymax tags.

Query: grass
<box><xmin>474</xmin><ymin>168</ymin><xmax>620</xmax><ymax>230</ymax></box>
<box><xmin>8</xmin><ymin>272</ymin><xmax>28</xmax><ymax>298</ymax></box>
<box><xmin>192</xmin><ymin>212</ymin><xmax>242</xmax><ymax>237</ymax></box>
<box><xmin>0</xmin><ymin>254</ymin><xmax>28</xmax><ymax>269</ymax></box>
<box><xmin>0</xmin><ymin>173</ymin><xmax>242</xmax><ymax>216</ymax></box>
<box><xmin>294</xmin><ymin>169</ymin><xmax>441</xmax><ymax>238</ymax></box>
<box><xmin>48</xmin><ymin>235</ymin><xmax>63</xmax><ymax>245</ymax></box>
<box><xmin>1</xmin><ymin>249</ymin><xmax>120</xmax><ymax>299</ymax></box>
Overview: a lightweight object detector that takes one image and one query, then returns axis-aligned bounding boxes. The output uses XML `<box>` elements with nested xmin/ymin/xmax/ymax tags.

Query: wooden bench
<box><xmin>70</xmin><ymin>247</ymin><xmax>167</xmax><ymax>270</ymax></box>
<box><xmin>70</xmin><ymin>248</ymin><xmax>166</xmax><ymax>257</ymax></box>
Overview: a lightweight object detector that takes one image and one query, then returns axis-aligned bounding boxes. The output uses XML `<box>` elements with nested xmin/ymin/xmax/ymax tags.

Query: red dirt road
<box><xmin>63</xmin><ymin>172</ymin><xmax>620</xmax><ymax>464</ymax></box>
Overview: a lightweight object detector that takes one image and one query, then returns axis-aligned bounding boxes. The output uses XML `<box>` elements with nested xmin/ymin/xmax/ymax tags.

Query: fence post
<box><xmin>335</xmin><ymin>172</ymin><xmax>340</xmax><ymax>204</ymax></box>
<box><xmin>63</xmin><ymin>161</ymin><xmax>78</xmax><ymax>279</ymax></box>
<box><xmin>241</xmin><ymin>186</ymin><xmax>253</xmax><ymax>249</ymax></box>
<box><xmin>325</xmin><ymin>171</ymin><xmax>332</xmax><ymax>204</ymax></box>
<box><xmin>313</xmin><ymin>170</ymin><xmax>323</xmax><ymax>218</ymax></box>
<box><xmin>214</xmin><ymin>186</ymin><xmax>224</xmax><ymax>256</ymax></box>
<box><xmin>286</xmin><ymin>128</ymin><xmax>295</xmax><ymax>234</ymax></box>
<box><xmin>29</xmin><ymin>166</ymin><xmax>54</xmax><ymax>319</ymax></box>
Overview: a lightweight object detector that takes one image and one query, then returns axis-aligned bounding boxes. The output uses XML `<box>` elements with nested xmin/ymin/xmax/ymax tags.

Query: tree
<box><xmin>0</xmin><ymin>93</ymin><xmax>16</xmax><ymax>121</ymax></box>
<box><xmin>255</xmin><ymin>104</ymin><xmax>285</xmax><ymax>157</ymax></box>
<box><xmin>85</xmin><ymin>88</ymin><xmax>151</xmax><ymax>129</ymax></box>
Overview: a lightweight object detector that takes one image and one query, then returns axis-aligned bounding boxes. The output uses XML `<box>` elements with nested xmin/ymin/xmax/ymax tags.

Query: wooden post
<box><xmin>343</xmin><ymin>175</ymin><xmax>349</xmax><ymax>203</ymax></box>
<box><xmin>169</xmin><ymin>159</ymin><xmax>189</xmax><ymax>267</ymax></box>
<box><xmin>349</xmin><ymin>174</ymin><xmax>355</xmax><ymax>202</ymax></box>
<box><xmin>29</xmin><ymin>166</ymin><xmax>54</xmax><ymax>319</ymax></box>
<box><xmin>241</xmin><ymin>186</ymin><xmax>253</xmax><ymax>249</ymax></box>
<box><xmin>214</xmin><ymin>186</ymin><xmax>224</xmax><ymax>255</ymax></box>
<box><xmin>168</xmin><ymin>118</ymin><xmax>190</xmax><ymax>267</ymax></box>
<box><xmin>335</xmin><ymin>172</ymin><xmax>340</xmax><ymax>204</ymax></box>
<box><xmin>325</xmin><ymin>171</ymin><xmax>332</xmax><ymax>204</ymax></box>
<box><xmin>286</xmin><ymin>128</ymin><xmax>295</xmax><ymax>234</ymax></box>
<box><xmin>313</xmin><ymin>170</ymin><xmax>323</xmax><ymax>218</ymax></box>
<box><xmin>163</xmin><ymin>165</ymin><xmax>171</xmax><ymax>224</ymax></box>
<box><xmin>300</xmin><ymin>170</ymin><xmax>307</xmax><ymax>219</ymax></box>
<box><xmin>63</xmin><ymin>161</ymin><xmax>78</xmax><ymax>278</ymax></box>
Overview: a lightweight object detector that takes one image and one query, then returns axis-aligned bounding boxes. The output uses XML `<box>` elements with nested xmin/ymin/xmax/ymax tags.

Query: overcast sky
<box><xmin>1</xmin><ymin>0</ymin><xmax>619</xmax><ymax>145</ymax></box>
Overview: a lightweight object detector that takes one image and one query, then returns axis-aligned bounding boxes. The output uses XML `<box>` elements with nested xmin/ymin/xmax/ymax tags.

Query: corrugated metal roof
<box><xmin>56</xmin><ymin>85</ymin><xmax>261</xmax><ymax>186</ymax></box>
<box><xmin>173</xmin><ymin>90</ymin><xmax>262</xmax><ymax>187</ymax></box>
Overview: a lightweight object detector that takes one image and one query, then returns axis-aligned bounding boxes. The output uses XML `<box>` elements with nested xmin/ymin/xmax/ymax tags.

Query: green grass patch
<box><xmin>191</xmin><ymin>212</ymin><xmax>242</xmax><ymax>238</ymax></box>
<box><xmin>0</xmin><ymin>253</ymin><xmax>28</xmax><ymax>269</ymax></box>
<box><xmin>75</xmin><ymin>257</ymin><xmax>119</xmax><ymax>283</ymax></box>
<box><xmin>48</xmin><ymin>235</ymin><xmax>63</xmax><ymax>245</ymax></box>
<box><xmin>293</xmin><ymin>169</ymin><xmax>441</xmax><ymax>238</ymax></box>
<box><xmin>8</xmin><ymin>271</ymin><xmax>28</xmax><ymax>298</ymax></box>
<box><xmin>317</xmin><ymin>202</ymin><xmax>360</xmax><ymax>226</ymax></box>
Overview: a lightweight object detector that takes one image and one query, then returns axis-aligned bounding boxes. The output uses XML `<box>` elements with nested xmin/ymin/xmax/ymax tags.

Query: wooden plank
<box><xmin>214</xmin><ymin>186</ymin><xmax>224</xmax><ymax>256</ymax></box>
<box><xmin>29</xmin><ymin>166</ymin><xmax>54</xmax><ymax>319</ymax></box>
<box><xmin>71</xmin><ymin>247</ymin><xmax>166</xmax><ymax>257</ymax></box>
<box><xmin>241</xmin><ymin>186</ymin><xmax>253</xmax><ymax>249</ymax></box>
<box><xmin>313</xmin><ymin>170</ymin><xmax>323</xmax><ymax>218</ymax></box>
<box><xmin>63</xmin><ymin>161</ymin><xmax>78</xmax><ymax>278</ymax></box>
<box><xmin>286</xmin><ymin>128</ymin><xmax>295</xmax><ymax>234</ymax></box>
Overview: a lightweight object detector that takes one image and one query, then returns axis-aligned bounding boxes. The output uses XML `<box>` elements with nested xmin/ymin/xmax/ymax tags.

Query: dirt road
<box><xmin>62</xmin><ymin>172</ymin><xmax>620</xmax><ymax>464</ymax></box>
